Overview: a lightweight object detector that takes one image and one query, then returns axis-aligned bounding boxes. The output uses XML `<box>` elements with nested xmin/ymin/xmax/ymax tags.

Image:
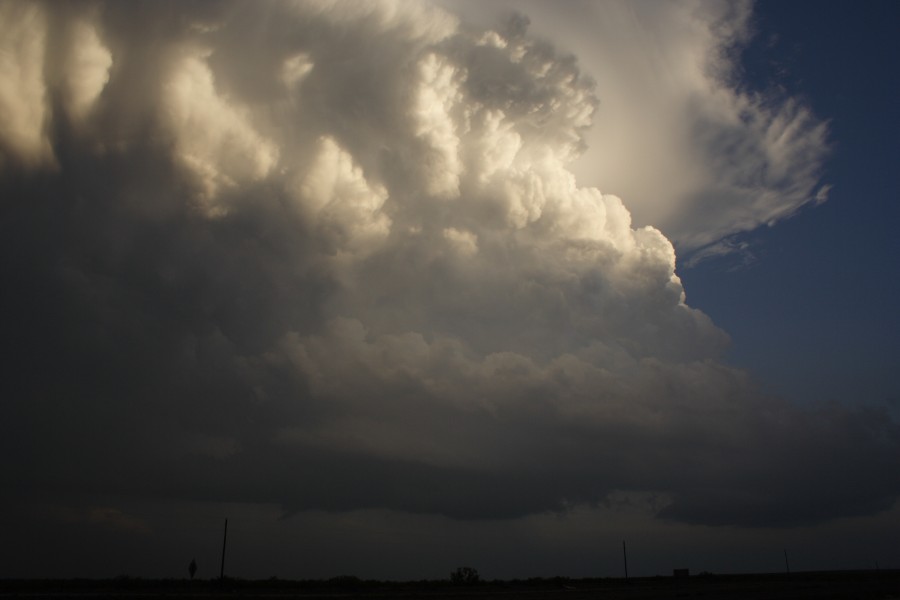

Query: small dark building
<box><xmin>673</xmin><ymin>568</ymin><xmax>690</xmax><ymax>578</ymax></box>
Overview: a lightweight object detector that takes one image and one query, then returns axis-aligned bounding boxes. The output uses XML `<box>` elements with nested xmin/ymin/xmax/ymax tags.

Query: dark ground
<box><xmin>2</xmin><ymin>571</ymin><xmax>899</xmax><ymax>599</ymax></box>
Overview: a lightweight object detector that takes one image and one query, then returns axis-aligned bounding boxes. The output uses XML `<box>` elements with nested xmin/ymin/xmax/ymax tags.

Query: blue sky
<box><xmin>682</xmin><ymin>0</ymin><xmax>900</xmax><ymax>409</ymax></box>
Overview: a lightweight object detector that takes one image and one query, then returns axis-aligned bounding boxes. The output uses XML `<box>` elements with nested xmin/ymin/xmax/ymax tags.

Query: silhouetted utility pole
<box><xmin>220</xmin><ymin>519</ymin><xmax>229</xmax><ymax>580</ymax></box>
<box><xmin>783</xmin><ymin>549</ymin><xmax>790</xmax><ymax>574</ymax></box>
<box><xmin>622</xmin><ymin>540</ymin><xmax>629</xmax><ymax>580</ymax></box>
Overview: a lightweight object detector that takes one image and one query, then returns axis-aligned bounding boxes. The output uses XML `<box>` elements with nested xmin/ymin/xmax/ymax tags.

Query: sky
<box><xmin>1</xmin><ymin>0</ymin><xmax>898</xmax><ymax>581</ymax></box>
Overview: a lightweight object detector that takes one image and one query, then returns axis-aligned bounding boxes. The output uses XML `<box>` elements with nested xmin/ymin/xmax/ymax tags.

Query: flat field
<box><xmin>2</xmin><ymin>571</ymin><xmax>899</xmax><ymax>600</ymax></box>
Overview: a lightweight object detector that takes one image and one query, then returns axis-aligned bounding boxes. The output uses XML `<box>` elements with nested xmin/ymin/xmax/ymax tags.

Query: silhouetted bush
<box><xmin>450</xmin><ymin>566</ymin><xmax>480</xmax><ymax>584</ymax></box>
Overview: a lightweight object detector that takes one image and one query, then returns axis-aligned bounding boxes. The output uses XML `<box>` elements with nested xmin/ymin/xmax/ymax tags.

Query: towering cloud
<box><xmin>452</xmin><ymin>0</ymin><xmax>832</xmax><ymax>256</ymax></box>
<box><xmin>0</xmin><ymin>0</ymin><xmax>896</xmax><ymax>538</ymax></box>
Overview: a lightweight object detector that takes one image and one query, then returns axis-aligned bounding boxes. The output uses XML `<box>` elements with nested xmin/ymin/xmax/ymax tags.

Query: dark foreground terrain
<box><xmin>2</xmin><ymin>571</ymin><xmax>899</xmax><ymax>600</ymax></box>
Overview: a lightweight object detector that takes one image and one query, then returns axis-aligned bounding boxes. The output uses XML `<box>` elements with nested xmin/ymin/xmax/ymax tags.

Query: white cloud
<box><xmin>279</xmin><ymin>53</ymin><xmax>314</xmax><ymax>89</ymax></box>
<box><xmin>292</xmin><ymin>136</ymin><xmax>391</xmax><ymax>258</ymax></box>
<box><xmin>446</xmin><ymin>0</ymin><xmax>830</xmax><ymax>255</ymax></box>
<box><xmin>60</xmin><ymin>18</ymin><xmax>112</xmax><ymax>124</ymax></box>
<box><xmin>0</xmin><ymin>1</ymin><xmax>54</xmax><ymax>168</ymax></box>
<box><xmin>412</xmin><ymin>52</ymin><xmax>464</xmax><ymax>198</ymax></box>
<box><xmin>162</xmin><ymin>48</ymin><xmax>279</xmax><ymax>212</ymax></box>
<box><xmin>442</xmin><ymin>227</ymin><xmax>478</xmax><ymax>257</ymax></box>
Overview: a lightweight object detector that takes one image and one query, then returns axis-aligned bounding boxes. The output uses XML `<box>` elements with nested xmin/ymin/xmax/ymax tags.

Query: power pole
<box><xmin>622</xmin><ymin>540</ymin><xmax>629</xmax><ymax>580</ymax></box>
<box><xmin>783</xmin><ymin>549</ymin><xmax>790</xmax><ymax>574</ymax></box>
<box><xmin>220</xmin><ymin>519</ymin><xmax>229</xmax><ymax>580</ymax></box>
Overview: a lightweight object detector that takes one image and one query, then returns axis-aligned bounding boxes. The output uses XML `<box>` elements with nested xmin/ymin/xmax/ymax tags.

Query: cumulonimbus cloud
<box><xmin>0</xmin><ymin>0</ymin><xmax>895</xmax><ymax>529</ymax></box>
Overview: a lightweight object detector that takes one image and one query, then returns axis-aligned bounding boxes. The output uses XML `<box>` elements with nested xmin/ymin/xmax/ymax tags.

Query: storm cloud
<box><xmin>1</xmin><ymin>0</ymin><xmax>897</xmax><ymax>547</ymax></box>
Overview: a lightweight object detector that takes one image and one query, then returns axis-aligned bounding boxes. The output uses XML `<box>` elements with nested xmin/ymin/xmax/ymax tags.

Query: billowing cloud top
<box><xmin>451</xmin><ymin>0</ymin><xmax>832</xmax><ymax>259</ymax></box>
<box><xmin>1</xmin><ymin>0</ymin><xmax>896</xmax><ymax>529</ymax></box>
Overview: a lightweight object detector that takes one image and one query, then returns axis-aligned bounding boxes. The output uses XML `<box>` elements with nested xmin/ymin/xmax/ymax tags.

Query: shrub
<box><xmin>450</xmin><ymin>567</ymin><xmax>480</xmax><ymax>584</ymax></box>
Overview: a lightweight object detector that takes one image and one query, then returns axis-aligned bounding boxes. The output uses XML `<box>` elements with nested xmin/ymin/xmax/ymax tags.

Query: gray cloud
<box><xmin>0</xmin><ymin>0</ymin><xmax>895</xmax><ymax>538</ymax></box>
